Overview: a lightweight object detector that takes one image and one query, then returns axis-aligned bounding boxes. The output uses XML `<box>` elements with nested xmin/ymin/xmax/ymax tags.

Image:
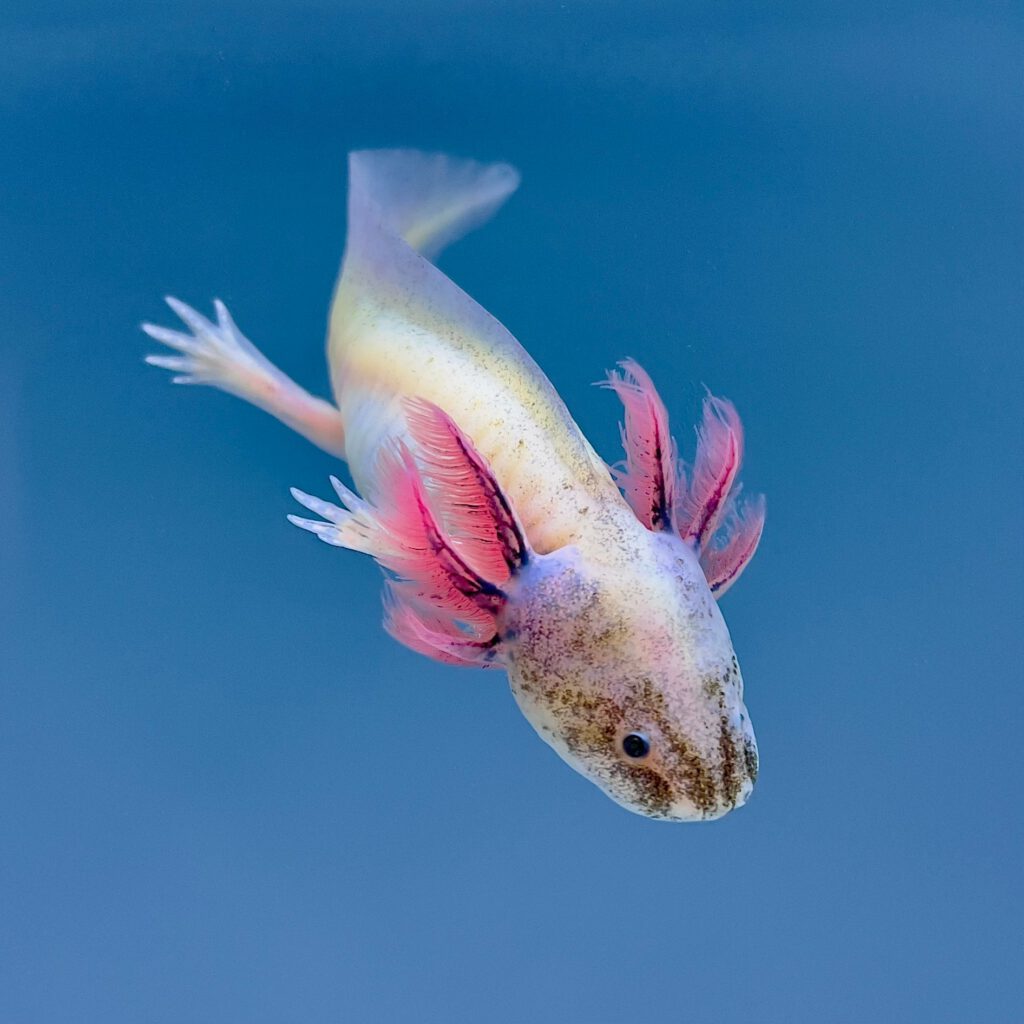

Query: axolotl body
<box><xmin>143</xmin><ymin>150</ymin><xmax>765</xmax><ymax>821</ymax></box>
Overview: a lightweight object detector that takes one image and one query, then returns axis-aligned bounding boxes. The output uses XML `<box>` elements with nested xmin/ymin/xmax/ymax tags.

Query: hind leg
<box><xmin>143</xmin><ymin>297</ymin><xmax>346</xmax><ymax>458</ymax></box>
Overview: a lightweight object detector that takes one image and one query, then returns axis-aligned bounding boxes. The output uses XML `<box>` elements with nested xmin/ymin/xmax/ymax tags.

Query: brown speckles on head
<box><xmin>718</xmin><ymin>716</ymin><xmax>742</xmax><ymax>808</ymax></box>
<box><xmin>608</xmin><ymin>762</ymin><xmax>674</xmax><ymax>818</ymax></box>
<box><xmin>520</xmin><ymin>673</ymin><xmax>733</xmax><ymax>819</ymax></box>
<box><xmin>551</xmin><ymin>689</ymin><xmax>620</xmax><ymax>755</ymax></box>
<box><xmin>502</xmin><ymin>534</ymin><xmax>757</xmax><ymax>821</ymax></box>
<box><xmin>549</xmin><ymin>686</ymin><xmax>679</xmax><ymax>818</ymax></box>
<box><xmin>743</xmin><ymin>738</ymin><xmax>759</xmax><ymax>782</ymax></box>
<box><xmin>702</xmin><ymin>676</ymin><xmax>723</xmax><ymax>700</ymax></box>
<box><xmin>660</xmin><ymin>727</ymin><xmax>715</xmax><ymax>815</ymax></box>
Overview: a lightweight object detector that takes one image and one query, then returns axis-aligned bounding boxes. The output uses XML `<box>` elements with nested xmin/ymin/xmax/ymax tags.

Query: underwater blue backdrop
<box><xmin>2</xmin><ymin>2</ymin><xmax>1021</xmax><ymax>1021</ymax></box>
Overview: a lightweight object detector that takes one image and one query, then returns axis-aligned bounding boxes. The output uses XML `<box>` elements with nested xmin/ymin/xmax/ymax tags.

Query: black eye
<box><xmin>622</xmin><ymin>733</ymin><xmax>650</xmax><ymax>759</ymax></box>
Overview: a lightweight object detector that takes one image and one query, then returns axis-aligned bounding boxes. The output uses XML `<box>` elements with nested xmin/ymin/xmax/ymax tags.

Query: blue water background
<box><xmin>2</xmin><ymin>3</ymin><xmax>1021</xmax><ymax>1021</ymax></box>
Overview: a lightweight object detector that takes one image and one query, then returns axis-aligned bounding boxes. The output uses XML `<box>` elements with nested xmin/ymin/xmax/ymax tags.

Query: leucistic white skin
<box><xmin>144</xmin><ymin>150</ymin><xmax>766</xmax><ymax>821</ymax></box>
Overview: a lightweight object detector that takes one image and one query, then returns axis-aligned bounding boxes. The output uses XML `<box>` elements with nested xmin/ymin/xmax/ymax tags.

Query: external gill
<box><xmin>289</xmin><ymin>399</ymin><xmax>531</xmax><ymax>666</ymax></box>
<box><xmin>601</xmin><ymin>359</ymin><xmax>677</xmax><ymax>532</ymax></box>
<box><xmin>676</xmin><ymin>394</ymin><xmax>744</xmax><ymax>549</ymax></box>
<box><xmin>604</xmin><ymin>360</ymin><xmax>765</xmax><ymax>599</ymax></box>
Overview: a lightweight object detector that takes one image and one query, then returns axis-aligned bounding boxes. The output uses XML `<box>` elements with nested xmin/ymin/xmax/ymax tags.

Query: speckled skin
<box><xmin>502</xmin><ymin>513</ymin><xmax>757</xmax><ymax>821</ymax></box>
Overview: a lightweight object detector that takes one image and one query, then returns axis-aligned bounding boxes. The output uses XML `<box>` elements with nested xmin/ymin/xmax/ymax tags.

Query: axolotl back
<box><xmin>143</xmin><ymin>149</ymin><xmax>765</xmax><ymax>820</ymax></box>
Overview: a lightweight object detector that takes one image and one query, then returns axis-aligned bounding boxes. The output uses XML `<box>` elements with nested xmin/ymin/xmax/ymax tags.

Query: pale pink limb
<box><xmin>143</xmin><ymin>297</ymin><xmax>346</xmax><ymax>458</ymax></box>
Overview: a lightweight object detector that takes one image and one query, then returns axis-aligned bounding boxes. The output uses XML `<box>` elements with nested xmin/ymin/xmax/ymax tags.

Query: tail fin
<box><xmin>330</xmin><ymin>148</ymin><xmax>525</xmax><ymax>378</ymax></box>
<box><xmin>347</xmin><ymin>149</ymin><xmax>520</xmax><ymax>261</ymax></box>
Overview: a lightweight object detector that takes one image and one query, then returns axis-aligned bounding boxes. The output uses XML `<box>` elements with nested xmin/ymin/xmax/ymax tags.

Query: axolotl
<box><xmin>143</xmin><ymin>149</ymin><xmax>765</xmax><ymax>821</ymax></box>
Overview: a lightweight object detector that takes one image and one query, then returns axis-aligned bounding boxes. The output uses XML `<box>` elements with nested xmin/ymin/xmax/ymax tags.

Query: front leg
<box><xmin>143</xmin><ymin>297</ymin><xmax>346</xmax><ymax>458</ymax></box>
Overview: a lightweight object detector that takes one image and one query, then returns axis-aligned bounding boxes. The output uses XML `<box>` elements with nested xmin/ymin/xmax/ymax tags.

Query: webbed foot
<box><xmin>142</xmin><ymin>297</ymin><xmax>346</xmax><ymax>457</ymax></box>
<box><xmin>143</xmin><ymin>297</ymin><xmax>281</xmax><ymax>397</ymax></box>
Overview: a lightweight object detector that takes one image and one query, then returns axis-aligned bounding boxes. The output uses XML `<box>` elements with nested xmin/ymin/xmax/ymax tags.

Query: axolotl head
<box><xmin>500</xmin><ymin>525</ymin><xmax>758</xmax><ymax>822</ymax></box>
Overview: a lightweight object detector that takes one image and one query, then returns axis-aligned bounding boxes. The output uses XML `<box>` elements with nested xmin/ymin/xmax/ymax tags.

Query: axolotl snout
<box><xmin>143</xmin><ymin>149</ymin><xmax>764</xmax><ymax>821</ymax></box>
<box><xmin>505</xmin><ymin>525</ymin><xmax>758</xmax><ymax>820</ymax></box>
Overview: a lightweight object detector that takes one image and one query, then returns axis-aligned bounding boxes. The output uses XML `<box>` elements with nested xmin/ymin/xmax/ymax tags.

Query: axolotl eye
<box><xmin>622</xmin><ymin>733</ymin><xmax>651</xmax><ymax>759</ymax></box>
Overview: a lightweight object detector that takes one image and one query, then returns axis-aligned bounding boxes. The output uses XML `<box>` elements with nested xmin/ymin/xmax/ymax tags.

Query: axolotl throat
<box><xmin>142</xmin><ymin>149</ymin><xmax>765</xmax><ymax>821</ymax></box>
